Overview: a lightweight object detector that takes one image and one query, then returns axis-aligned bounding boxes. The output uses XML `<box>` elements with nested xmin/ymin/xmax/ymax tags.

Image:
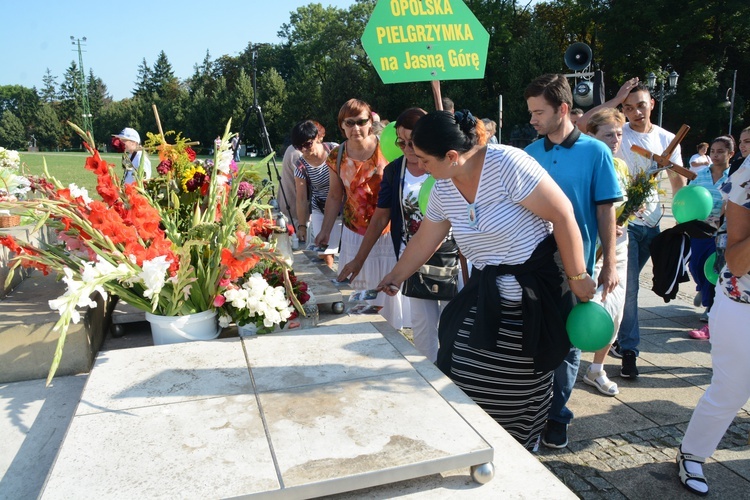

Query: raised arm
<box><xmin>577</xmin><ymin>77</ymin><xmax>640</xmax><ymax>132</ymax></box>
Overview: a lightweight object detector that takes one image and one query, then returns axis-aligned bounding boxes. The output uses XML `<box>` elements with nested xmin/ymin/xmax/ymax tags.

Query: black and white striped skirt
<box><xmin>447</xmin><ymin>301</ymin><xmax>553</xmax><ymax>451</ymax></box>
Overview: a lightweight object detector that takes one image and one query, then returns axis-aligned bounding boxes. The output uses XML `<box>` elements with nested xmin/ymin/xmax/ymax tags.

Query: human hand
<box><xmin>597</xmin><ymin>264</ymin><xmax>619</xmax><ymax>301</ymax></box>
<box><xmin>338</xmin><ymin>259</ymin><xmax>363</xmax><ymax>283</ymax></box>
<box><xmin>376</xmin><ymin>274</ymin><xmax>402</xmax><ymax>296</ymax></box>
<box><xmin>314</xmin><ymin>230</ymin><xmax>330</xmax><ymax>248</ymax></box>
<box><xmin>616</xmin><ymin>77</ymin><xmax>640</xmax><ymax>102</ymax></box>
<box><xmin>297</xmin><ymin>226</ymin><xmax>307</xmax><ymax>244</ymax></box>
<box><xmin>616</xmin><ymin>225</ymin><xmax>624</xmax><ymax>237</ymax></box>
<box><xmin>569</xmin><ymin>274</ymin><xmax>597</xmax><ymax>303</ymax></box>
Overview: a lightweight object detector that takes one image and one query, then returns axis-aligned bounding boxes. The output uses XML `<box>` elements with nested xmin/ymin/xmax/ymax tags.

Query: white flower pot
<box><xmin>146</xmin><ymin>310</ymin><xmax>220</xmax><ymax>345</ymax></box>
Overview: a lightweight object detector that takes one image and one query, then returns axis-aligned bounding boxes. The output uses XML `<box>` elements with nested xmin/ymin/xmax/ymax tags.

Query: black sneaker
<box><xmin>621</xmin><ymin>350</ymin><xmax>639</xmax><ymax>379</ymax></box>
<box><xmin>609</xmin><ymin>340</ymin><xmax>623</xmax><ymax>359</ymax></box>
<box><xmin>541</xmin><ymin>420</ymin><xmax>568</xmax><ymax>449</ymax></box>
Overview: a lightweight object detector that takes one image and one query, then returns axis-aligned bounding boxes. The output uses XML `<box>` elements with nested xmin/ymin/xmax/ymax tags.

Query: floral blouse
<box><xmin>718</xmin><ymin>158</ymin><xmax>750</xmax><ymax>303</ymax></box>
<box><xmin>327</xmin><ymin>142</ymin><xmax>389</xmax><ymax>235</ymax></box>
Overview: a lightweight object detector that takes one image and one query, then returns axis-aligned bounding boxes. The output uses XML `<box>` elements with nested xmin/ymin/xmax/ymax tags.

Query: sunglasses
<box><xmin>395</xmin><ymin>138</ymin><xmax>414</xmax><ymax>150</ymax></box>
<box><xmin>343</xmin><ymin>118</ymin><xmax>370</xmax><ymax>128</ymax></box>
<box><xmin>295</xmin><ymin>140</ymin><xmax>314</xmax><ymax>151</ymax></box>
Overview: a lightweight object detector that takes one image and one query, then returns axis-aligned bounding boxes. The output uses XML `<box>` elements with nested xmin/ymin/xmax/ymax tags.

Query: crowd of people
<box><xmin>107</xmin><ymin>72</ymin><xmax>746</xmax><ymax>495</ymax></box>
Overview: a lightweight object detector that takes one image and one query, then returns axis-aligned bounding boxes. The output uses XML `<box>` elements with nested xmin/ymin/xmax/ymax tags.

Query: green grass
<box><xmin>18</xmin><ymin>151</ymin><xmax>281</xmax><ymax>197</ymax></box>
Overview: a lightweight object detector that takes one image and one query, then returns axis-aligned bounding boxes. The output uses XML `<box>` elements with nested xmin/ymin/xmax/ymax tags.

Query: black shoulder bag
<box><xmin>399</xmin><ymin>165</ymin><xmax>459</xmax><ymax>301</ymax></box>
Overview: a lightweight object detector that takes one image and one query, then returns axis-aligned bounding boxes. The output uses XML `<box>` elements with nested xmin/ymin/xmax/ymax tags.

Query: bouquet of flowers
<box><xmin>0</xmin><ymin>119</ymin><xmax>305</xmax><ymax>383</ymax></box>
<box><xmin>0</xmin><ymin>147</ymin><xmax>31</xmax><ymax>202</ymax></box>
<box><xmin>616</xmin><ymin>169</ymin><xmax>661</xmax><ymax>226</ymax></box>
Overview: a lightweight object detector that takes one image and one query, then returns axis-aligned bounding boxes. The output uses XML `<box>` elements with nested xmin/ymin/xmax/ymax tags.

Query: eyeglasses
<box><xmin>295</xmin><ymin>140</ymin><xmax>314</xmax><ymax>151</ymax></box>
<box><xmin>395</xmin><ymin>138</ymin><xmax>414</xmax><ymax>150</ymax></box>
<box><xmin>343</xmin><ymin>118</ymin><xmax>370</xmax><ymax>128</ymax></box>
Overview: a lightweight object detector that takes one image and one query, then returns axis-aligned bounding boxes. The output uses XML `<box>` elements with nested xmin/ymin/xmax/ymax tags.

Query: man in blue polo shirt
<box><xmin>524</xmin><ymin>74</ymin><xmax>622</xmax><ymax>449</ymax></box>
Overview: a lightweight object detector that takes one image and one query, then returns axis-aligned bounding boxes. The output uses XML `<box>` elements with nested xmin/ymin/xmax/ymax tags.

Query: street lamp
<box><xmin>725</xmin><ymin>70</ymin><xmax>737</xmax><ymax>136</ymax></box>
<box><xmin>645</xmin><ymin>66</ymin><xmax>679</xmax><ymax>128</ymax></box>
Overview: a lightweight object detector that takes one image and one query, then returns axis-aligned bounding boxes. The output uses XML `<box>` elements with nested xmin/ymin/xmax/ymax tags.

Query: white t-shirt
<box><xmin>689</xmin><ymin>153</ymin><xmax>710</xmax><ymax>173</ymax></box>
<box><xmin>616</xmin><ymin>123</ymin><xmax>682</xmax><ymax>227</ymax></box>
<box><xmin>426</xmin><ymin>145</ymin><xmax>551</xmax><ymax>301</ymax></box>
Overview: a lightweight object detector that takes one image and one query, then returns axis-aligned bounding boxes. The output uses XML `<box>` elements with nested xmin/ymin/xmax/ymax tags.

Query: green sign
<box><xmin>361</xmin><ymin>0</ymin><xmax>490</xmax><ymax>84</ymax></box>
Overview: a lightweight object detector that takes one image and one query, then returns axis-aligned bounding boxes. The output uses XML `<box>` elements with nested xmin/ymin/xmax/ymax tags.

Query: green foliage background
<box><xmin>2</xmin><ymin>0</ymin><xmax>749</xmax><ymax>160</ymax></box>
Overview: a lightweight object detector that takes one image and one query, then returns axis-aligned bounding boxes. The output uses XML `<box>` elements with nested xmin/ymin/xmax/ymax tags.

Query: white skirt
<box><xmin>309</xmin><ymin>210</ymin><xmax>342</xmax><ymax>255</ymax></box>
<box><xmin>340</xmin><ymin>227</ymin><xmax>409</xmax><ymax>330</ymax></box>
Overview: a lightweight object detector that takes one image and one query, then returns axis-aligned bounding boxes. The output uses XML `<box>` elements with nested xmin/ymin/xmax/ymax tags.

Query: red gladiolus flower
<box><xmin>110</xmin><ymin>136</ymin><xmax>126</xmax><ymax>153</ymax></box>
<box><xmin>186</xmin><ymin>147</ymin><xmax>196</xmax><ymax>161</ymax></box>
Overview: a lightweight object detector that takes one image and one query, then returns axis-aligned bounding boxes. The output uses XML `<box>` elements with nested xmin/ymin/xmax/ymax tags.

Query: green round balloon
<box><xmin>379</xmin><ymin>122</ymin><xmax>403</xmax><ymax>162</ymax></box>
<box><xmin>418</xmin><ymin>175</ymin><xmax>436</xmax><ymax>215</ymax></box>
<box><xmin>566</xmin><ymin>301</ymin><xmax>615</xmax><ymax>352</ymax></box>
<box><xmin>672</xmin><ymin>185</ymin><xmax>713</xmax><ymax>224</ymax></box>
<box><xmin>704</xmin><ymin>251</ymin><xmax>718</xmax><ymax>285</ymax></box>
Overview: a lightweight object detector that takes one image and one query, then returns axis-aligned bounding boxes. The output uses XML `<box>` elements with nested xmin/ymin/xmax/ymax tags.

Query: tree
<box><xmin>0</xmin><ymin>110</ymin><xmax>26</xmax><ymax>149</ymax></box>
<box><xmin>133</xmin><ymin>58</ymin><xmax>153</xmax><ymax>98</ymax></box>
<box><xmin>40</xmin><ymin>68</ymin><xmax>58</xmax><ymax>103</ymax></box>
<box><xmin>151</xmin><ymin>51</ymin><xmax>181</xmax><ymax>99</ymax></box>
<box><xmin>34</xmin><ymin>103</ymin><xmax>63</xmax><ymax>150</ymax></box>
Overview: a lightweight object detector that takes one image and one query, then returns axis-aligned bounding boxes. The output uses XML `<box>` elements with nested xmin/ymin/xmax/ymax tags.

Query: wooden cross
<box><xmin>630</xmin><ymin>124</ymin><xmax>696</xmax><ymax>181</ymax></box>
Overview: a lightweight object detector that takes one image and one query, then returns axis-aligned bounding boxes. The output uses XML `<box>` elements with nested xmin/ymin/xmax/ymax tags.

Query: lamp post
<box><xmin>70</xmin><ymin>36</ymin><xmax>93</xmax><ymax>136</ymax></box>
<box><xmin>646</xmin><ymin>66</ymin><xmax>679</xmax><ymax>128</ymax></box>
<box><xmin>726</xmin><ymin>70</ymin><xmax>737</xmax><ymax>136</ymax></box>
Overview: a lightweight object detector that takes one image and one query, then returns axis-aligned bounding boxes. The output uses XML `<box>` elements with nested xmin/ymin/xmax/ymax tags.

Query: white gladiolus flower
<box><xmin>139</xmin><ymin>255</ymin><xmax>172</xmax><ymax>299</ymax></box>
<box><xmin>68</xmin><ymin>184</ymin><xmax>93</xmax><ymax>205</ymax></box>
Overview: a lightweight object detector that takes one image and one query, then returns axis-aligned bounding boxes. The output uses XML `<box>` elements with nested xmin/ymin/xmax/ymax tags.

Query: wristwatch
<box><xmin>567</xmin><ymin>272</ymin><xmax>588</xmax><ymax>281</ymax></box>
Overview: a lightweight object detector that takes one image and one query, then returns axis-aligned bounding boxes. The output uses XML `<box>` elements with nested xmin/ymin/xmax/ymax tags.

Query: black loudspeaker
<box><xmin>574</xmin><ymin>81</ymin><xmax>594</xmax><ymax>107</ymax></box>
<box><xmin>564</xmin><ymin>43</ymin><xmax>592</xmax><ymax>71</ymax></box>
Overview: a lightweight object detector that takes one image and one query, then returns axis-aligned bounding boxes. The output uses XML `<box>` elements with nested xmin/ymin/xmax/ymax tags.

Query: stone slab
<box><xmin>40</xmin><ymin>323</ymin><xmax>508</xmax><ymax>499</ymax></box>
<box><xmin>0</xmin><ymin>375</ymin><xmax>86</xmax><ymax>500</ymax></box>
<box><xmin>292</xmin><ymin>250</ymin><xmax>344</xmax><ymax>305</ymax></box>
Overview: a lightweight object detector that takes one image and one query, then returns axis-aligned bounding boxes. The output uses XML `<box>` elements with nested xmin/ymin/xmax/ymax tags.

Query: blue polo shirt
<box><xmin>525</xmin><ymin>128</ymin><xmax>622</xmax><ymax>274</ymax></box>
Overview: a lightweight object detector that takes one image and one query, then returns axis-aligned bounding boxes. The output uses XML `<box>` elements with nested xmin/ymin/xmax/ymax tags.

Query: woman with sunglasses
<box><xmin>291</xmin><ymin>120</ymin><xmax>341</xmax><ymax>268</ymax></box>
<box><xmin>378</xmin><ymin>110</ymin><xmax>595</xmax><ymax>450</ymax></box>
<box><xmin>315</xmin><ymin>99</ymin><xmax>406</xmax><ymax>329</ymax></box>
<box><xmin>338</xmin><ymin>108</ymin><xmax>458</xmax><ymax>362</ymax></box>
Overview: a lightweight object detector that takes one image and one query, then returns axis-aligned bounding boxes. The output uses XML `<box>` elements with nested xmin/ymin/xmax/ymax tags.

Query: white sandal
<box><xmin>677</xmin><ymin>447</ymin><xmax>709</xmax><ymax>496</ymax></box>
<box><xmin>583</xmin><ymin>369</ymin><xmax>619</xmax><ymax>396</ymax></box>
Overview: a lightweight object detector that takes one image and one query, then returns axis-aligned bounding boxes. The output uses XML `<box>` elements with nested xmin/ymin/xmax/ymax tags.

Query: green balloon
<box><xmin>704</xmin><ymin>251</ymin><xmax>718</xmax><ymax>285</ymax></box>
<box><xmin>379</xmin><ymin>122</ymin><xmax>403</xmax><ymax>162</ymax></box>
<box><xmin>566</xmin><ymin>301</ymin><xmax>615</xmax><ymax>352</ymax></box>
<box><xmin>672</xmin><ymin>185</ymin><xmax>713</xmax><ymax>224</ymax></box>
<box><xmin>418</xmin><ymin>175</ymin><xmax>436</xmax><ymax>215</ymax></box>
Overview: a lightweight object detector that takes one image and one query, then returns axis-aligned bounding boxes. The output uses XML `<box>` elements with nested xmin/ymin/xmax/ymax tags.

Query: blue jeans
<box><xmin>549</xmin><ymin>346</ymin><xmax>581</xmax><ymax>425</ymax></box>
<box><xmin>688</xmin><ymin>237</ymin><xmax>716</xmax><ymax>309</ymax></box>
<box><xmin>617</xmin><ymin>223</ymin><xmax>660</xmax><ymax>356</ymax></box>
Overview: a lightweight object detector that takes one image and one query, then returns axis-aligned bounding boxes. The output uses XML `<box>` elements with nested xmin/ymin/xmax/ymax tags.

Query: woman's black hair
<box><xmin>711</xmin><ymin>135</ymin><xmax>735</xmax><ymax>152</ymax></box>
<box><xmin>411</xmin><ymin>109</ymin><xmax>478</xmax><ymax>158</ymax></box>
<box><xmin>290</xmin><ymin>120</ymin><xmax>322</xmax><ymax>149</ymax></box>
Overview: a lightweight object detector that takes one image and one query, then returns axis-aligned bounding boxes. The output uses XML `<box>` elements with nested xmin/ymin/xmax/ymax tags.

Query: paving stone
<box><xmin>587</xmin><ymin>476</ymin><xmax>614</xmax><ymax>491</ymax></box>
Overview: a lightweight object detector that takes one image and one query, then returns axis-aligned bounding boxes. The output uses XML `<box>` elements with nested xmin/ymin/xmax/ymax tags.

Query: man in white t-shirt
<box><xmin>578</xmin><ymin>77</ymin><xmax>687</xmax><ymax>380</ymax></box>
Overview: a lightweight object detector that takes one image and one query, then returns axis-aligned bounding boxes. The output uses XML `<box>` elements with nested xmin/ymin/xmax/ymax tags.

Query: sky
<box><xmin>0</xmin><ymin>0</ymin><xmax>357</xmax><ymax>101</ymax></box>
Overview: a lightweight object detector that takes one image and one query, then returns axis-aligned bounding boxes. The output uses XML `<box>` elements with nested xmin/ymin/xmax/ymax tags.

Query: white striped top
<box><xmin>425</xmin><ymin>145</ymin><xmax>552</xmax><ymax>300</ymax></box>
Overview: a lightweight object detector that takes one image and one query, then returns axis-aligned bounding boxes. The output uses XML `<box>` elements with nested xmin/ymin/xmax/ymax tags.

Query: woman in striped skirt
<box><xmin>378</xmin><ymin>110</ymin><xmax>596</xmax><ymax>450</ymax></box>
